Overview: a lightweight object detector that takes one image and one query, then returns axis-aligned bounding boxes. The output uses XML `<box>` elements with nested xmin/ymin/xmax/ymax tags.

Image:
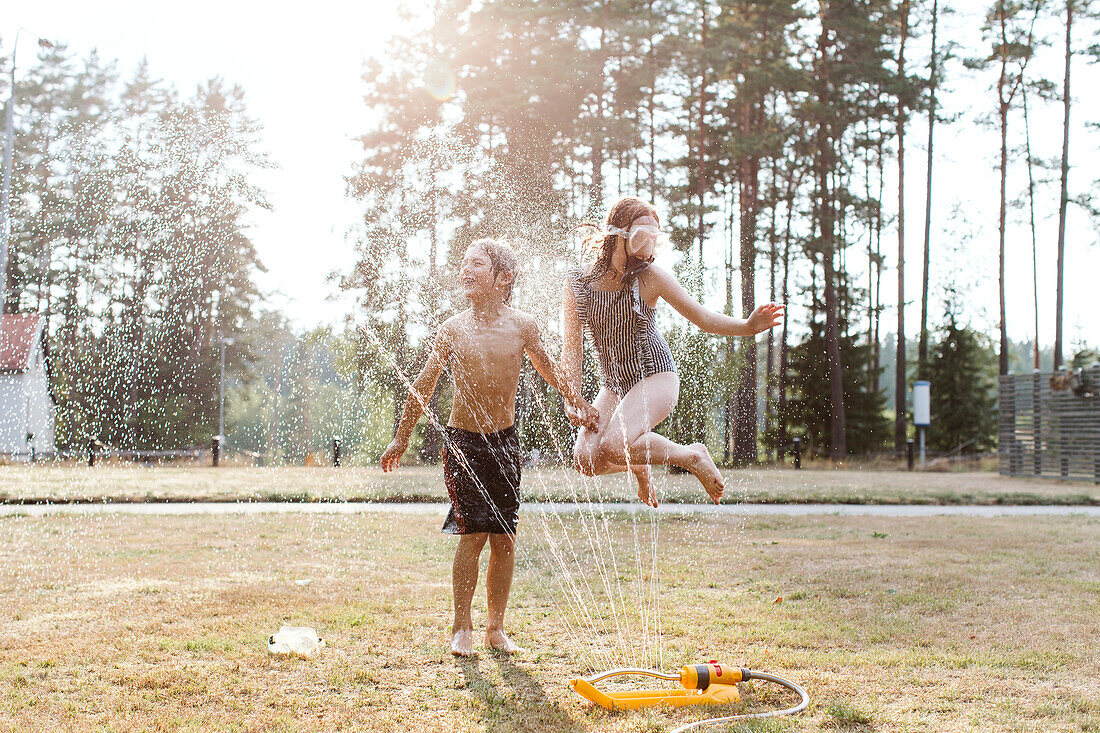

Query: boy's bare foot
<box><xmin>687</xmin><ymin>443</ymin><xmax>725</xmax><ymax>503</ymax></box>
<box><xmin>451</xmin><ymin>629</ymin><xmax>475</xmax><ymax>657</ymax></box>
<box><xmin>485</xmin><ymin>629</ymin><xmax>522</xmax><ymax>654</ymax></box>
<box><xmin>633</xmin><ymin>466</ymin><xmax>657</xmax><ymax>507</ymax></box>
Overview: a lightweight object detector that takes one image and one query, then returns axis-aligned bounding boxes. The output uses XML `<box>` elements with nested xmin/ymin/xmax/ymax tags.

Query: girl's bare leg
<box><xmin>600</xmin><ymin>373</ymin><xmax>725</xmax><ymax>503</ymax></box>
<box><xmin>573</xmin><ymin>388</ymin><xmax>619</xmax><ymax>474</ymax></box>
<box><xmin>573</xmin><ymin>389</ymin><xmax>653</xmax><ymax>502</ymax></box>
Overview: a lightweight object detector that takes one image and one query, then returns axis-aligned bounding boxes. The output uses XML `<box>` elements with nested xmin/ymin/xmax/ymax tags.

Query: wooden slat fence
<box><xmin>999</xmin><ymin>366</ymin><xmax>1100</xmax><ymax>482</ymax></box>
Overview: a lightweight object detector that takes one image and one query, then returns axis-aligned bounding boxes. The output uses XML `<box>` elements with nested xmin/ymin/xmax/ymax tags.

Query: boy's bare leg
<box><xmin>452</xmin><ymin>533</ymin><xmax>488</xmax><ymax>656</ymax></box>
<box><xmin>484</xmin><ymin>532</ymin><xmax>521</xmax><ymax>653</ymax></box>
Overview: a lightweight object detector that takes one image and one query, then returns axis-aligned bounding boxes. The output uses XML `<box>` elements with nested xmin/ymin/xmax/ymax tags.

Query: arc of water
<box><xmin>524</xmin><ymin>370</ymin><xmax>653</xmax><ymax>671</ymax></box>
<box><xmin>524</xmin><ymin>386</ymin><xmax>631</xmax><ymax>670</ymax></box>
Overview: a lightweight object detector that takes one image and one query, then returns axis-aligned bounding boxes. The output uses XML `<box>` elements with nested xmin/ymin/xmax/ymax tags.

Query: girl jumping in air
<box><xmin>562</xmin><ymin>196</ymin><xmax>784</xmax><ymax>507</ymax></box>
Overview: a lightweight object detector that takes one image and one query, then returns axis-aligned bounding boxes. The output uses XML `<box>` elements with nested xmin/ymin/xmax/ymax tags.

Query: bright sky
<box><xmin>5</xmin><ymin>1</ymin><xmax>1098</xmax><ymax>350</ymax></box>
<box><xmin>6</xmin><ymin>0</ymin><xmax>392</xmax><ymax>328</ymax></box>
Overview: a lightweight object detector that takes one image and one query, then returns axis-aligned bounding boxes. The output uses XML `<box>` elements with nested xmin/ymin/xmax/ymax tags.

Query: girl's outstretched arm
<box><xmin>645</xmin><ymin>265</ymin><xmax>784</xmax><ymax>336</ymax></box>
<box><xmin>559</xmin><ymin>281</ymin><xmax>591</xmax><ymax>428</ymax></box>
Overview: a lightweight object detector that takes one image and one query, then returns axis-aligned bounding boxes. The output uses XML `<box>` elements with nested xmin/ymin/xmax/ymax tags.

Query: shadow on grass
<box><xmin>454</xmin><ymin>654</ymin><xmax>585</xmax><ymax>733</ymax></box>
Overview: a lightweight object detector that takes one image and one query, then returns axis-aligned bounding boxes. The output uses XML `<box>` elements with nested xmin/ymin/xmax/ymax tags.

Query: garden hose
<box><xmin>570</xmin><ymin>661</ymin><xmax>808</xmax><ymax>732</ymax></box>
<box><xmin>668</xmin><ymin>668</ymin><xmax>809</xmax><ymax>732</ymax></box>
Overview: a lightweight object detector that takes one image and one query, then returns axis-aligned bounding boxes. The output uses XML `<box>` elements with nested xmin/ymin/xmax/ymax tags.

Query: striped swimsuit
<box><xmin>568</xmin><ymin>267</ymin><xmax>676</xmax><ymax>396</ymax></box>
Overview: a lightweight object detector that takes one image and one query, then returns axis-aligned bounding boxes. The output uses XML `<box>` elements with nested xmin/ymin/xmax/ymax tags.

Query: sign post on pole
<box><xmin>913</xmin><ymin>380</ymin><xmax>931</xmax><ymax>467</ymax></box>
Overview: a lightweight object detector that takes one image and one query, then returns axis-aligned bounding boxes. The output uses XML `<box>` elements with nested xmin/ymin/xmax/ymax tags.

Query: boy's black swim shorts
<box><xmin>441</xmin><ymin>425</ymin><xmax>521</xmax><ymax>535</ymax></box>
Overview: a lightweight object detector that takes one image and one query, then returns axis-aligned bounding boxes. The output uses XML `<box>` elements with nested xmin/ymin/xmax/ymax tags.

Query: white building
<box><xmin>0</xmin><ymin>314</ymin><xmax>56</xmax><ymax>457</ymax></box>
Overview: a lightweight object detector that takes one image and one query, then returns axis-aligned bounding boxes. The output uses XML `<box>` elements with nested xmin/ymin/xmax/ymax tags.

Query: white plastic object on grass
<box><xmin>268</xmin><ymin>626</ymin><xmax>326</xmax><ymax>659</ymax></box>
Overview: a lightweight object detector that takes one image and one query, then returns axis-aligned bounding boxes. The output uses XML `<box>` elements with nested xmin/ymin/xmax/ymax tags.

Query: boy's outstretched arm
<box><xmin>646</xmin><ymin>266</ymin><xmax>784</xmax><ymax>337</ymax></box>
<box><xmin>520</xmin><ymin>314</ymin><xmax>599</xmax><ymax>431</ymax></box>
<box><xmin>379</xmin><ymin>327</ymin><xmax>452</xmax><ymax>472</ymax></box>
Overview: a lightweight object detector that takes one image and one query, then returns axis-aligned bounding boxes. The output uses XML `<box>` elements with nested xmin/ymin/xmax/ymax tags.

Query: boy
<box><xmin>380</xmin><ymin>239</ymin><xmax>599</xmax><ymax>656</ymax></box>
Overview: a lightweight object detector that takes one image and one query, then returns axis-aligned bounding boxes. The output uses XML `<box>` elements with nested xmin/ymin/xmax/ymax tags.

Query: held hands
<box><xmin>564</xmin><ymin>399</ymin><xmax>600</xmax><ymax>432</ymax></box>
<box><xmin>379</xmin><ymin>439</ymin><xmax>409</xmax><ymax>472</ymax></box>
<box><xmin>746</xmin><ymin>303</ymin><xmax>785</xmax><ymax>334</ymax></box>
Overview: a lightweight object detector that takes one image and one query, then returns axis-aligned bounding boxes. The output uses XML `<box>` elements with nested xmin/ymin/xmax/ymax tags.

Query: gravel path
<box><xmin>3</xmin><ymin>501</ymin><xmax>1098</xmax><ymax>517</ymax></box>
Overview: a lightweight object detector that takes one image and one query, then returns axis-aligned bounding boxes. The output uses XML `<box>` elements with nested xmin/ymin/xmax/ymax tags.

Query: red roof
<box><xmin>0</xmin><ymin>314</ymin><xmax>43</xmax><ymax>373</ymax></box>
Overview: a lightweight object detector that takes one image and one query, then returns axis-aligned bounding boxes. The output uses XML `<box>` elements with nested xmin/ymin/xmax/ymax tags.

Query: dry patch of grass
<box><xmin>2</xmin><ymin>464</ymin><xmax>1096</xmax><ymax>506</ymax></box>
<box><xmin>1</xmin><ymin>509</ymin><xmax>1098</xmax><ymax>731</ymax></box>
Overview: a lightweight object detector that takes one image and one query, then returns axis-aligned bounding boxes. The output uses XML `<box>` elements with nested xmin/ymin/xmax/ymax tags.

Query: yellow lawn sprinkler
<box><xmin>571</xmin><ymin>661</ymin><xmax>808</xmax><ymax>732</ymax></box>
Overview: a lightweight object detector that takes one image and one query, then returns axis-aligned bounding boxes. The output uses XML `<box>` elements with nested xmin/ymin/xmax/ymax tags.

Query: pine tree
<box><xmin>782</xmin><ymin>307</ymin><xmax>890</xmax><ymax>457</ymax></box>
<box><xmin>713</xmin><ymin>0</ymin><xmax>803</xmax><ymax>463</ymax></box>
<box><xmin>924</xmin><ymin>314</ymin><xmax>998</xmax><ymax>454</ymax></box>
<box><xmin>344</xmin><ymin>3</ymin><xmax>464</xmax><ymax>450</ymax></box>
<box><xmin>975</xmin><ymin>0</ymin><xmax>1043</xmax><ymax>375</ymax></box>
<box><xmin>796</xmin><ymin>0</ymin><xmax>901</xmax><ymax>459</ymax></box>
<box><xmin>3</xmin><ymin>44</ymin><xmax>270</xmax><ymax>450</ymax></box>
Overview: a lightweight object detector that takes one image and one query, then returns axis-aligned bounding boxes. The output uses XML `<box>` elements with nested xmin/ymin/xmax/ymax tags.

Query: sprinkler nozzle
<box><xmin>679</xmin><ymin>662</ymin><xmax>748</xmax><ymax>690</ymax></box>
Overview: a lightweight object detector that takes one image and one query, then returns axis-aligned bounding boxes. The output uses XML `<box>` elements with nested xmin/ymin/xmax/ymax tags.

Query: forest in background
<box><xmin>341</xmin><ymin>0</ymin><xmax>1099</xmax><ymax>463</ymax></box>
<box><xmin>1</xmin><ymin>0</ymin><xmax>1098</xmax><ymax>463</ymax></box>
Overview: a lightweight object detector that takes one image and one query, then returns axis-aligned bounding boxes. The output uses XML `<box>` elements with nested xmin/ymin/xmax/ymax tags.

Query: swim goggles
<box><xmin>606</xmin><ymin>223</ymin><xmax>668</xmax><ymax>276</ymax></box>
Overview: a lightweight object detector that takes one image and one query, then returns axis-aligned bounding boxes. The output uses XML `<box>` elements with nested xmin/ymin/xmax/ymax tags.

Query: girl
<box><xmin>562</xmin><ymin>196</ymin><xmax>784</xmax><ymax>506</ymax></box>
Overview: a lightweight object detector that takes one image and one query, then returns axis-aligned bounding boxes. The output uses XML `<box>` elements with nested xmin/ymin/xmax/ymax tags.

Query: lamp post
<box><xmin>1</xmin><ymin>31</ymin><xmax>54</xmax><ymax>311</ymax></box>
<box><xmin>218</xmin><ymin>336</ymin><xmax>235</xmax><ymax>445</ymax></box>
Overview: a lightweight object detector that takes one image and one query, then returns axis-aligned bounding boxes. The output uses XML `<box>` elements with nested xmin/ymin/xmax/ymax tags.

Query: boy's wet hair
<box><xmin>470</xmin><ymin>238</ymin><xmax>518</xmax><ymax>304</ymax></box>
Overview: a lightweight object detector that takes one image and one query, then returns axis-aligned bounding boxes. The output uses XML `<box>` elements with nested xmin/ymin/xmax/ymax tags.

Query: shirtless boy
<box><xmin>380</xmin><ymin>239</ymin><xmax>599</xmax><ymax>656</ymax></box>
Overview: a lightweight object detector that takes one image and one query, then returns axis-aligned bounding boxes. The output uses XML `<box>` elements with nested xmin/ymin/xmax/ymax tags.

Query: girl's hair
<box><xmin>469</xmin><ymin>238</ymin><xmax>518</xmax><ymax>304</ymax></box>
<box><xmin>579</xmin><ymin>196</ymin><xmax>661</xmax><ymax>285</ymax></box>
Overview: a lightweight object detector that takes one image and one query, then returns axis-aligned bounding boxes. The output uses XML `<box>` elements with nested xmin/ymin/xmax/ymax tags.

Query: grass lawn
<box><xmin>1</xmin><ymin>508</ymin><xmax>1097</xmax><ymax>731</ymax></box>
<box><xmin>2</xmin><ymin>464</ymin><xmax>1098</xmax><ymax>505</ymax></box>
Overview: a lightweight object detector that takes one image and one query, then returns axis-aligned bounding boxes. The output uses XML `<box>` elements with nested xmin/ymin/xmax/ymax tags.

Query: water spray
<box><xmin>571</xmin><ymin>660</ymin><xmax>808</xmax><ymax>732</ymax></box>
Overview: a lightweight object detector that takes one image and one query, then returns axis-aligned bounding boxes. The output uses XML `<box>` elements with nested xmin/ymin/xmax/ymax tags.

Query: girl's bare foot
<box><xmin>633</xmin><ymin>466</ymin><xmax>657</xmax><ymax>507</ymax></box>
<box><xmin>687</xmin><ymin>443</ymin><xmax>724</xmax><ymax>503</ymax></box>
<box><xmin>485</xmin><ymin>629</ymin><xmax>522</xmax><ymax>654</ymax></box>
<box><xmin>451</xmin><ymin>629</ymin><xmax>475</xmax><ymax>656</ymax></box>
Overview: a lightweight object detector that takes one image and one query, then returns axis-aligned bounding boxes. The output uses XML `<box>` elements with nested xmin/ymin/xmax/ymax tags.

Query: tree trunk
<box><xmin>865</xmin><ymin>120</ymin><xmax>875</xmax><ymax>370</ymax></box>
<box><xmin>590</xmin><ymin>23</ymin><xmax>607</xmax><ymax>216</ymax></box>
<box><xmin>1053</xmin><ymin>0</ymin><xmax>1073</xmax><ymax>370</ymax></box>
<box><xmin>996</xmin><ymin>6</ymin><xmax>1011</xmax><ymax>376</ymax></box>
<box><xmin>777</xmin><ymin>153</ymin><xmax>801</xmax><ymax>458</ymax></box>
<box><xmin>765</xmin><ymin>157</ymin><xmax>779</xmax><ymax>461</ymax></box>
<box><xmin>694</xmin><ymin>2</ymin><xmax>709</xmax><ymax>298</ymax></box>
<box><xmin>822</xmin><ymin>247</ymin><xmax>846</xmax><ymax>458</ymax></box>
<box><xmin>816</xmin><ymin>118</ymin><xmax>846</xmax><ymax>458</ymax></box>
<box><xmin>997</xmin><ymin>94</ymin><xmax>1009</xmax><ymax>376</ymax></box>
<box><xmin>724</xmin><ymin>188</ymin><xmax>735</xmax><ymax>463</ymax></box>
<box><xmin>1023</xmin><ymin>84</ymin><xmax>1040</xmax><ymax>370</ymax></box>
<box><xmin>647</xmin><ymin>13</ymin><xmax>658</xmax><ymax>203</ymax></box>
<box><xmin>918</xmin><ymin>0</ymin><xmax>938</xmax><ymax>378</ymax></box>
<box><xmin>733</xmin><ymin>97</ymin><xmax>761</xmax><ymax>464</ymax></box>
<box><xmin>874</xmin><ymin>124</ymin><xmax>885</xmax><ymax>375</ymax></box>
<box><xmin>894</xmin><ymin>0</ymin><xmax>910</xmax><ymax>454</ymax></box>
